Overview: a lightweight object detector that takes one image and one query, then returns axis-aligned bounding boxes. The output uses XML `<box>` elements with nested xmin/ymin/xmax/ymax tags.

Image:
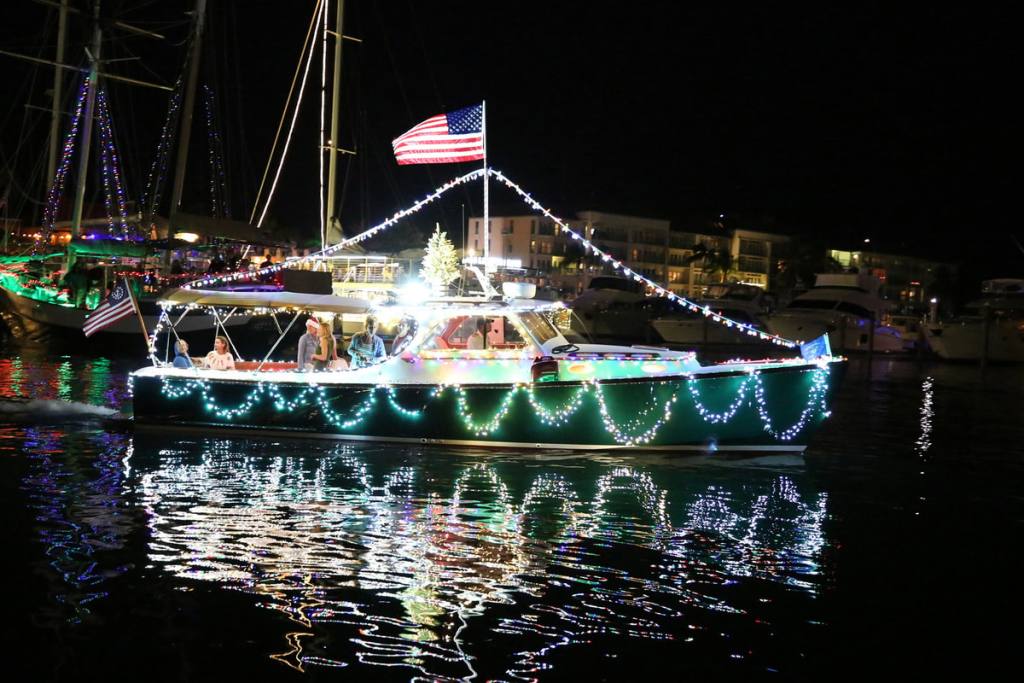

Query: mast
<box><xmin>482</xmin><ymin>100</ymin><xmax>489</xmax><ymax>270</ymax></box>
<box><xmin>325</xmin><ymin>0</ymin><xmax>347</xmax><ymax>248</ymax></box>
<box><xmin>168</xmin><ymin>0</ymin><xmax>207</xmax><ymax>221</ymax></box>
<box><xmin>46</xmin><ymin>0</ymin><xmax>69</xmax><ymax>183</ymax></box>
<box><xmin>70</xmin><ymin>2</ymin><xmax>101</xmax><ymax>239</ymax></box>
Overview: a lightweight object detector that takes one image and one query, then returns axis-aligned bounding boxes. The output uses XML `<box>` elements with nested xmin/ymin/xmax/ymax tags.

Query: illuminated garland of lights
<box><xmin>593</xmin><ymin>382</ymin><xmax>678</xmax><ymax>446</ymax></box>
<box><xmin>183</xmin><ymin>167</ymin><xmax>486</xmax><ymax>289</ymax></box>
<box><xmin>524</xmin><ymin>383</ymin><xmax>589</xmax><ymax>426</ymax></box>
<box><xmin>141</xmin><ymin>76</ymin><xmax>184</xmax><ymax>216</ymax></box>
<box><xmin>688</xmin><ymin>373</ymin><xmax>755</xmax><ymax>423</ymax></box>
<box><xmin>95</xmin><ymin>88</ymin><xmax>131</xmax><ymax>236</ymax></box>
<box><xmin>42</xmin><ymin>77</ymin><xmax>91</xmax><ymax>236</ymax></box>
<box><xmin>160</xmin><ymin>379</ymin><xmax>421</xmax><ymax>429</ymax></box>
<box><xmin>202</xmin><ymin>85</ymin><xmax>230</xmax><ymax>219</ymax></box>
<box><xmin>180</xmin><ymin>168</ymin><xmax>798</xmax><ymax>347</ymax></box>
<box><xmin>487</xmin><ymin>169</ymin><xmax>797</xmax><ymax>348</ymax></box>
<box><xmin>157</xmin><ymin>366</ymin><xmax>830</xmax><ymax>445</ymax></box>
<box><xmin>752</xmin><ymin>366</ymin><xmax>831</xmax><ymax>440</ymax></box>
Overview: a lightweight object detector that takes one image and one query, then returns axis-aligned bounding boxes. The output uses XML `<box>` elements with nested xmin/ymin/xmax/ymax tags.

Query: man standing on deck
<box><xmin>297</xmin><ymin>317</ymin><xmax>320</xmax><ymax>370</ymax></box>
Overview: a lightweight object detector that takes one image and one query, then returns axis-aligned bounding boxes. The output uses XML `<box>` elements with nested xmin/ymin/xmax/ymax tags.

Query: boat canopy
<box><xmin>67</xmin><ymin>238</ymin><xmax>149</xmax><ymax>258</ymax></box>
<box><xmin>160</xmin><ymin>288</ymin><xmax>372</xmax><ymax>313</ymax></box>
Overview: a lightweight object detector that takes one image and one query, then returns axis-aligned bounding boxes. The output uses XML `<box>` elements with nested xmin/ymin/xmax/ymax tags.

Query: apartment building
<box><xmin>827</xmin><ymin>248</ymin><xmax>953</xmax><ymax>308</ymax></box>
<box><xmin>467</xmin><ymin>211</ymin><xmax>790</xmax><ymax>298</ymax></box>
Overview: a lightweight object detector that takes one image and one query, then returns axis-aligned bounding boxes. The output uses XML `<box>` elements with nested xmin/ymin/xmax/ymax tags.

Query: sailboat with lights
<box><xmin>0</xmin><ymin>0</ymin><xmax>257</xmax><ymax>342</ymax></box>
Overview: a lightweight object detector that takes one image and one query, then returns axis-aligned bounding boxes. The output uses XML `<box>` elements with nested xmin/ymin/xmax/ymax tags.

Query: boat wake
<box><xmin>0</xmin><ymin>399</ymin><xmax>125</xmax><ymax>423</ymax></box>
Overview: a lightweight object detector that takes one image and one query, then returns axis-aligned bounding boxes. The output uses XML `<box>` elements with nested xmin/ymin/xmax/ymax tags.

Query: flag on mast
<box><xmin>392</xmin><ymin>104</ymin><xmax>484</xmax><ymax>165</ymax></box>
<box><xmin>83</xmin><ymin>278</ymin><xmax>137</xmax><ymax>337</ymax></box>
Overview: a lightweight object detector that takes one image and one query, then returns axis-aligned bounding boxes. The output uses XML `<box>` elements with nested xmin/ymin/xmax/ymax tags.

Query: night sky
<box><xmin>0</xmin><ymin>1</ymin><xmax>1015</xmax><ymax>270</ymax></box>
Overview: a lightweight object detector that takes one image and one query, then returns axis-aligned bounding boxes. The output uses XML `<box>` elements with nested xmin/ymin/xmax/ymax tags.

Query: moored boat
<box><xmin>764</xmin><ymin>272</ymin><xmax>906</xmax><ymax>353</ymax></box>
<box><xmin>923</xmin><ymin>278</ymin><xmax>1024</xmax><ymax>362</ymax></box>
<box><xmin>651</xmin><ymin>283</ymin><xmax>773</xmax><ymax>347</ymax></box>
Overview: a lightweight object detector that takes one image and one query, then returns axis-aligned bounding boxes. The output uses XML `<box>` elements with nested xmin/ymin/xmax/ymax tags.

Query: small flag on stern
<box><xmin>392</xmin><ymin>104</ymin><xmax>484</xmax><ymax>165</ymax></box>
<box><xmin>800</xmin><ymin>333</ymin><xmax>832</xmax><ymax>360</ymax></box>
<box><xmin>83</xmin><ymin>278</ymin><xmax>136</xmax><ymax>337</ymax></box>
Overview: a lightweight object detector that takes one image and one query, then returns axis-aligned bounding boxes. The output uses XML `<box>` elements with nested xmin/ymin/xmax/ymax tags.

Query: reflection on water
<box><xmin>16</xmin><ymin>428</ymin><xmax>135</xmax><ymax>625</ymax></box>
<box><xmin>10</xmin><ymin>354</ymin><xmax>1021</xmax><ymax>678</ymax></box>
<box><xmin>125</xmin><ymin>441</ymin><xmax>828</xmax><ymax>678</ymax></box>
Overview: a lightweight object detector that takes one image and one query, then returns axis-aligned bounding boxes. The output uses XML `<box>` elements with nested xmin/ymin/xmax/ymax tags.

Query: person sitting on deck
<box><xmin>203</xmin><ymin>335</ymin><xmax>235</xmax><ymax>370</ymax></box>
<box><xmin>466</xmin><ymin>317</ymin><xmax>489</xmax><ymax>350</ymax></box>
<box><xmin>297</xmin><ymin>317</ymin><xmax>321</xmax><ymax>370</ymax></box>
<box><xmin>172</xmin><ymin>339</ymin><xmax>194</xmax><ymax>369</ymax></box>
<box><xmin>348</xmin><ymin>315</ymin><xmax>386</xmax><ymax>368</ymax></box>
<box><xmin>390</xmin><ymin>317</ymin><xmax>415</xmax><ymax>356</ymax></box>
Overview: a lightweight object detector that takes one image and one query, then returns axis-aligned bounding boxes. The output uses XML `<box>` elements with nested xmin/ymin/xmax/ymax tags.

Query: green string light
<box><xmin>158</xmin><ymin>366</ymin><xmax>831</xmax><ymax>446</ymax></box>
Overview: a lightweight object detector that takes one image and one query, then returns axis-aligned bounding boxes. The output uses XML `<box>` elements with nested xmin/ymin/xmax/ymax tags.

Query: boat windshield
<box><xmin>788</xmin><ymin>299</ymin><xmax>874</xmax><ymax>319</ymax></box>
<box><xmin>517</xmin><ymin>311</ymin><xmax>561</xmax><ymax>344</ymax></box>
<box><xmin>418</xmin><ymin>315</ymin><xmax>534</xmax><ymax>352</ymax></box>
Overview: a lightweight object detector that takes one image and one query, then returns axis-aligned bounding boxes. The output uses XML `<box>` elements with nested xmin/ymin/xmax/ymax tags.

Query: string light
<box><xmin>156</xmin><ymin>366</ymin><xmax>832</xmax><ymax>446</ymax></box>
<box><xmin>42</xmin><ymin>76</ymin><xmax>91</xmax><ymax>237</ymax></box>
<box><xmin>95</xmin><ymin>87</ymin><xmax>132</xmax><ymax>236</ymax></box>
<box><xmin>183</xmin><ymin>167</ymin><xmax>486</xmax><ymax>289</ymax></box>
<box><xmin>202</xmin><ymin>85</ymin><xmax>230</xmax><ymax>219</ymax></box>
<box><xmin>487</xmin><ymin>169</ymin><xmax>798</xmax><ymax>348</ymax></box>
<box><xmin>141</xmin><ymin>76</ymin><xmax>184</xmax><ymax>217</ymax></box>
<box><xmin>180</xmin><ymin>168</ymin><xmax>800</xmax><ymax>347</ymax></box>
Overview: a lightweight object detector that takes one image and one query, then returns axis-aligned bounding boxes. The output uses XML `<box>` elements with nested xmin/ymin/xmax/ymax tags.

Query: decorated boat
<box><xmin>0</xmin><ymin>243</ymin><xmax>252</xmax><ymax>341</ymax></box>
<box><xmin>131</xmin><ymin>284</ymin><xmax>844</xmax><ymax>451</ymax></box>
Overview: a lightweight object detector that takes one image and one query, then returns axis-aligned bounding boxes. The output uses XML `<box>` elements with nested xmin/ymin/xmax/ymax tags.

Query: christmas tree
<box><xmin>421</xmin><ymin>225</ymin><xmax>460</xmax><ymax>294</ymax></box>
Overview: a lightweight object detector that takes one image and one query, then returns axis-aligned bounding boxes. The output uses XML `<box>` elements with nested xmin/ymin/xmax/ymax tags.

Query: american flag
<box><xmin>392</xmin><ymin>104</ymin><xmax>484</xmax><ymax>165</ymax></box>
<box><xmin>83</xmin><ymin>278</ymin><xmax>136</xmax><ymax>337</ymax></box>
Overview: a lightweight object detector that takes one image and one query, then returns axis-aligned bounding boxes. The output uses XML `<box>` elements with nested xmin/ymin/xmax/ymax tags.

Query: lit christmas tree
<box><xmin>421</xmin><ymin>225</ymin><xmax>460</xmax><ymax>294</ymax></box>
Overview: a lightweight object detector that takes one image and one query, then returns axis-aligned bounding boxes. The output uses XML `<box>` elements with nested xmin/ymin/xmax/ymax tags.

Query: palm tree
<box><xmin>775</xmin><ymin>240</ymin><xmax>842</xmax><ymax>292</ymax></box>
<box><xmin>685</xmin><ymin>243</ymin><xmax>737</xmax><ymax>284</ymax></box>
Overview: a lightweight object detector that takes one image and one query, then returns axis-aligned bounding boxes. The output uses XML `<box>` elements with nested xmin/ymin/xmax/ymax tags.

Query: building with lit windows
<box><xmin>467</xmin><ymin>211</ymin><xmax>791</xmax><ymax>298</ymax></box>
<box><xmin>826</xmin><ymin>248</ymin><xmax>954</xmax><ymax>309</ymax></box>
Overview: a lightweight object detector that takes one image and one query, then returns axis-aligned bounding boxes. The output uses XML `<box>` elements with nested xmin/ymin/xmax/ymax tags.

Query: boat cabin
<box><xmin>152</xmin><ymin>289</ymin><xmax>700</xmax><ymax>385</ymax></box>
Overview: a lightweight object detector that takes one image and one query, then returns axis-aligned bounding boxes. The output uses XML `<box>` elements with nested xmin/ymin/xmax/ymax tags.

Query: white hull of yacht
<box><xmin>923</xmin><ymin>320</ymin><xmax>1024</xmax><ymax>362</ymax></box>
<box><xmin>651</xmin><ymin>318</ymin><xmax>767</xmax><ymax>346</ymax></box>
<box><xmin>765</xmin><ymin>312</ymin><xmax>906</xmax><ymax>353</ymax></box>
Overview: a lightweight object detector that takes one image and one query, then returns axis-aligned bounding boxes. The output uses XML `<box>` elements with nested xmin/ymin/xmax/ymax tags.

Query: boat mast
<box><xmin>482</xmin><ymin>99</ymin><xmax>489</xmax><ymax>270</ymax></box>
<box><xmin>168</xmin><ymin>0</ymin><xmax>207</xmax><ymax>224</ymax></box>
<box><xmin>46</xmin><ymin>0</ymin><xmax>69</xmax><ymax>184</ymax></box>
<box><xmin>69</xmin><ymin>1</ymin><xmax>102</xmax><ymax>239</ymax></box>
<box><xmin>325</xmin><ymin>0</ymin><xmax>347</xmax><ymax>250</ymax></box>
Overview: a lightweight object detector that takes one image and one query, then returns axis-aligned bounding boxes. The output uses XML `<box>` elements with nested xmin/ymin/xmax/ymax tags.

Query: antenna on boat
<box><xmin>481</xmin><ymin>99</ymin><xmax>489</xmax><ymax>271</ymax></box>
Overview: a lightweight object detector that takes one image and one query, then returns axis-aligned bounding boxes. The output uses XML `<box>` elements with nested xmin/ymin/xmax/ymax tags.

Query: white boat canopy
<box><xmin>160</xmin><ymin>288</ymin><xmax>372</xmax><ymax>314</ymax></box>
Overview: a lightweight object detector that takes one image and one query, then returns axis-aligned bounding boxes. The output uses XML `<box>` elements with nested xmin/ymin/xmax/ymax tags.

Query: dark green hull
<box><xmin>132</xmin><ymin>361</ymin><xmax>844</xmax><ymax>451</ymax></box>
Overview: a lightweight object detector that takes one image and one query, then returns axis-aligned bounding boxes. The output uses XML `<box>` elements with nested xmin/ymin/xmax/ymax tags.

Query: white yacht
<box><xmin>651</xmin><ymin>283</ymin><xmax>773</xmax><ymax>346</ymax></box>
<box><xmin>568</xmin><ymin>275</ymin><xmax>654</xmax><ymax>341</ymax></box>
<box><xmin>923</xmin><ymin>278</ymin><xmax>1024</xmax><ymax>362</ymax></box>
<box><xmin>763</xmin><ymin>272</ymin><xmax>906</xmax><ymax>353</ymax></box>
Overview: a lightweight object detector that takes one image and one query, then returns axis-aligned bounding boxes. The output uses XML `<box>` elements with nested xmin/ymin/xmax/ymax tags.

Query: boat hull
<box><xmin>652</xmin><ymin>317</ymin><xmax>768</xmax><ymax>346</ymax></box>
<box><xmin>0</xmin><ymin>283</ymin><xmax>249</xmax><ymax>344</ymax></box>
<box><xmin>765</xmin><ymin>312</ymin><xmax>905</xmax><ymax>353</ymax></box>
<box><xmin>924</xmin><ymin>320</ymin><xmax>1024</xmax><ymax>362</ymax></box>
<box><xmin>132</xmin><ymin>361</ymin><xmax>845</xmax><ymax>451</ymax></box>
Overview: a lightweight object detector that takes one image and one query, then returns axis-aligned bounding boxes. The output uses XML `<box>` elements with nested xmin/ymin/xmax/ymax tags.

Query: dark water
<box><xmin>1</xmin><ymin>350</ymin><xmax>1021</xmax><ymax>680</ymax></box>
